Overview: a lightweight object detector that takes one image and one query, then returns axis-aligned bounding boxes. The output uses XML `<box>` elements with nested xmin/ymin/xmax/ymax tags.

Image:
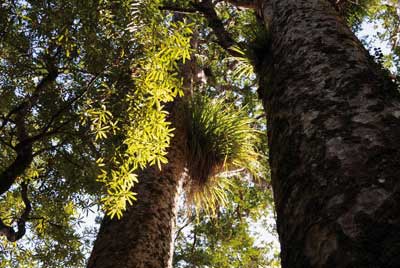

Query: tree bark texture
<box><xmin>257</xmin><ymin>0</ymin><xmax>400</xmax><ymax>267</ymax></box>
<box><xmin>87</xmin><ymin>103</ymin><xmax>187</xmax><ymax>268</ymax></box>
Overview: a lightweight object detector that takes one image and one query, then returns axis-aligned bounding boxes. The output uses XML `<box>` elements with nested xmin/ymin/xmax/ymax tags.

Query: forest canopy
<box><xmin>0</xmin><ymin>0</ymin><xmax>399</xmax><ymax>267</ymax></box>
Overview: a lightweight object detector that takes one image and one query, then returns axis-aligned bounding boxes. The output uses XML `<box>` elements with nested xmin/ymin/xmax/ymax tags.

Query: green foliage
<box><xmin>93</xmin><ymin>2</ymin><xmax>193</xmax><ymax>218</ymax></box>
<box><xmin>342</xmin><ymin>0</ymin><xmax>381</xmax><ymax>30</ymax></box>
<box><xmin>225</xmin><ymin>46</ymin><xmax>255</xmax><ymax>80</ymax></box>
<box><xmin>363</xmin><ymin>0</ymin><xmax>400</xmax><ymax>74</ymax></box>
<box><xmin>0</xmin><ymin>0</ymin><xmax>125</xmax><ymax>265</ymax></box>
<box><xmin>174</xmin><ymin>178</ymin><xmax>280</xmax><ymax>268</ymax></box>
<box><xmin>0</xmin><ymin>184</ymin><xmax>94</xmax><ymax>268</ymax></box>
<box><xmin>0</xmin><ymin>0</ymin><xmax>398</xmax><ymax>266</ymax></box>
<box><xmin>183</xmin><ymin>94</ymin><xmax>267</xmax><ymax>215</ymax></box>
<box><xmin>0</xmin><ymin>0</ymin><xmax>191</xmax><ymax>265</ymax></box>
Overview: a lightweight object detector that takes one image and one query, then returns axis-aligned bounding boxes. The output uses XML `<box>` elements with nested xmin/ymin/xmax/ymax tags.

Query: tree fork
<box><xmin>0</xmin><ymin>65</ymin><xmax>58</xmax><ymax>197</ymax></box>
<box><xmin>152</xmin><ymin>0</ymin><xmax>400</xmax><ymax>266</ymax></box>
<box><xmin>0</xmin><ymin>183</ymin><xmax>32</xmax><ymax>242</ymax></box>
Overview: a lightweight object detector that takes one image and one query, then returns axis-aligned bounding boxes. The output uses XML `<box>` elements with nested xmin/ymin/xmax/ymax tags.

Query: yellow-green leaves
<box><xmin>91</xmin><ymin>0</ymin><xmax>192</xmax><ymax>219</ymax></box>
<box><xmin>98</xmin><ymin>161</ymin><xmax>138</xmax><ymax>219</ymax></box>
<box><xmin>124</xmin><ymin>106</ymin><xmax>172</xmax><ymax>170</ymax></box>
<box><xmin>225</xmin><ymin>46</ymin><xmax>255</xmax><ymax>80</ymax></box>
<box><xmin>184</xmin><ymin>95</ymin><xmax>267</xmax><ymax>216</ymax></box>
<box><xmin>84</xmin><ymin>104</ymin><xmax>118</xmax><ymax>141</ymax></box>
<box><xmin>135</xmin><ymin>19</ymin><xmax>192</xmax><ymax>105</ymax></box>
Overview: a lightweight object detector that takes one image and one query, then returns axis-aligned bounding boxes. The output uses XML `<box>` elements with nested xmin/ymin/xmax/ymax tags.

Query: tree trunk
<box><xmin>87</xmin><ymin>21</ymin><xmax>199</xmax><ymax>266</ymax></box>
<box><xmin>256</xmin><ymin>0</ymin><xmax>400</xmax><ymax>267</ymax></box>
<box><xmin>87</xmin><ymin>104</ymin><xmax>187</xmax><ymax>268</ymax></box>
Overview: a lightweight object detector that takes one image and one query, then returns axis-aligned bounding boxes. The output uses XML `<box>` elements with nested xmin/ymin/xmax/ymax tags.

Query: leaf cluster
<box><xmin>174</xmin><ymin>178</ymin><xmax>279</xmax><ymax>268</ymax></box>
<box><xmin>183</xmin><ymin>94</ymin><xmax>267</xmax><ymax>215</ymax></box>
<box><xmin>0</xmin><ymin>0</ymin><xmax>192</xmax><ymax>265</ymax></box>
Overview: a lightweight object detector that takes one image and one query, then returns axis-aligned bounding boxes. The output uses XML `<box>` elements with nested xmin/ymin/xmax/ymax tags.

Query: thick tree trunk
<box><xmin>87</xmin><ymin>104</ymin><xmax>187</xmax><ymax>268</ymax></box>
<box><xmin>256</xmin><ymin>0</ymin><xmax>400</xmax><ymax>267</ymax></box>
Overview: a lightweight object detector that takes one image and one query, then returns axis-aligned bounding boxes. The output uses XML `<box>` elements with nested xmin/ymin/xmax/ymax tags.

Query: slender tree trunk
<box><xmin>87</xmin><ymin>20</ymin><xmax>199</xmax><ymax>266</ymax></box>
<box><xmin>256</xmin><ymin>0</ymin><xmax>400</xmax><ymax>267</ymax></box>
<box><xmin>87</xmin><ymin>103</ymin><xmax>187</xmax><ymax>268</ymax></box>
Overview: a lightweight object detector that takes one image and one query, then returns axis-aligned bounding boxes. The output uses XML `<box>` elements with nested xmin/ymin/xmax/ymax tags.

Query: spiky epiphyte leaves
<box><xmin>225</xmin><ymin>46</ymin><xmax>255</xmax><ymax>80</ymax></box>
<box><xmin>190</xmin><ymin>176</ymin><xmax>235</xmax><ymax>217</ymax></box>
<box><xmin>183</xmin><ymin>95</ymin><xmax>266</xmax><ymax>215</ymax></box>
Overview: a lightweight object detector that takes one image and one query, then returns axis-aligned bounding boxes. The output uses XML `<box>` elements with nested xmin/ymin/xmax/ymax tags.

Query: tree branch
<box><xmin>162</xmin><ymin>0</ymin><xmax>243</xmax><ymax>57</ymax></box>
<box><xmin>190</xmin><ymin>228</ymin><xmax>197</xmax><ymax>255</ymax></box>
<box><xmin>193</xmin><ymin>0</ymin><xmax>243</xmax><ymax>57</ymax></box>
<box><xmin>28</xmin><ymin>217</ymin><xmax>64</xmax><ymax>229</ymax></box>
<box><xmin>174</xmin><ymin>216</ymin><xmax>195</xmax><ymax>243</ymax></box>
<box><xmin>0</xmin><ymin>47</ymin><xmax>59</xmax><ymax>132</ymax></box>
<box><xmin>37</xmin><ymin>74</ymin><xmax>99</xmax><ymax>137</ymax></box>
<box><xmin>223</xmin><ymin>0</ymin><xmax>257</xmax><ymax>9</ymax></box>
<box><xmin>0</xmin><ymin>114</ymin><xmax>33</xmax><ymax>196</ymax></box>
<box><xmin>160</xmin><ymin>5</ymin><xmax>199</xmax><ymax>14</ymax></box>
<box><xmin>0</xmin><ymin>183</ymin><xmax>32</xmax><ymax>242</ymax></box>
<box><xmin>32</xmin><ymin>138</ymin><xmax>68</xmax><ymax>157</ymax></box>
<box><xmin>0</xmin><ymin>67</ymin><xmax>58</xmax><ymax>197</ymax></box>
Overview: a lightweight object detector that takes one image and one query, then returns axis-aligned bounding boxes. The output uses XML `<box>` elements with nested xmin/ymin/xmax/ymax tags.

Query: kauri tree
<box><xmin>1</xmin><ymin>0</ymin><xmax>400</xmax><ymax>267</ymax></box>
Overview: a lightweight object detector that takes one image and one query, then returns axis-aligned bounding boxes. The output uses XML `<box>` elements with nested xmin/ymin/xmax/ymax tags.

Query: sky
<box><xmin>76</xmin><ymin>18</ymin><xmax>394</xmax><ymax>264</ymax></box>
<box><xmin>5</xmin><ymin>9</ymin><xmax>395</xmax><ymax>267</ymax></box>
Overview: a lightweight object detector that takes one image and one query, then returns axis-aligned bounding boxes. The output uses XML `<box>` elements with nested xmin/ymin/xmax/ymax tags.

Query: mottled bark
<box><xmin>87</xmin><ymin>104</ymin><xmax>187</xmax><ymax>268</ymax></box>
<box><xmin>255</xmin><ymin>0</ymin><xmax>400</xmax><ymax>267</ymax></box>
